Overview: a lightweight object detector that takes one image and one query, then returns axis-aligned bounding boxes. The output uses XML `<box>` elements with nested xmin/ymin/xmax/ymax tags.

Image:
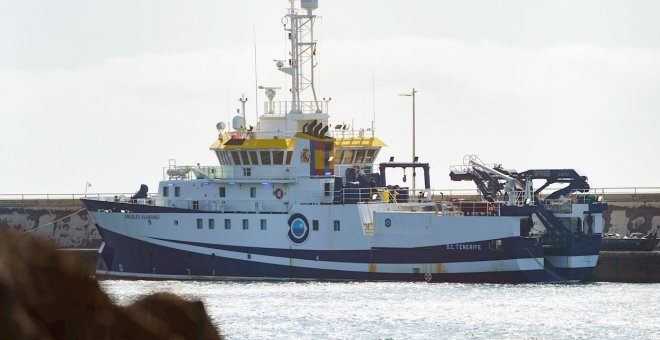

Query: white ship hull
<box><xmin>84</xmin><ymin>199</ymin><xmax>599</xmax><ymax>283</ymax></box>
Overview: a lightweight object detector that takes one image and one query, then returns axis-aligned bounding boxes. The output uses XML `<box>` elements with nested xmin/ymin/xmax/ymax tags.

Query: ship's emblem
<box><xmin>384</xmin><ymin>218</ymin><xmax>392</xmax><ymax>227</ymax></box>
<box><xmin>287</xmin><ymin>213</ymin><xmax>310</xmax><ymax>244</ymax></box>
<box><xmin>300</xmin><ymin>148</ymin><xmax>310</xmax><ymax>163</ymax></box>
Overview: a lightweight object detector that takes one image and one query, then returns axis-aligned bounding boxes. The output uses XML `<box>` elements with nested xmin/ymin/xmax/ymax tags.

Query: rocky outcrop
<box><xmin>0</xmin><ymin>230</ymin><xmax>222</xmax><ymax>339</ymax></box>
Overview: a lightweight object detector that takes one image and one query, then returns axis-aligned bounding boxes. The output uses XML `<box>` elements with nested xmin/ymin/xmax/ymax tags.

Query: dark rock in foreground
<box><xmin>0</xmin><ymin>230</ymin><xmax>222</xmax><ymax>339</ymax></box>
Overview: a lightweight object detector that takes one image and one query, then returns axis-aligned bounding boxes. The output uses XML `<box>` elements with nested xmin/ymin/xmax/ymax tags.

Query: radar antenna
<box><xmin>258</xmin><ymin>86</ymin><xmax>282</xmax><ymax>114</ymax></box>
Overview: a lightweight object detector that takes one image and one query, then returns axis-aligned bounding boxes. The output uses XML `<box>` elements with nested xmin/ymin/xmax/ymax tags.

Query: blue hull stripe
<box><xmin>95</xmin><ymin>226</ymin><xmax>593</xmax><ymax>283</ymax></box>
<box><xmin>150</xmin><ymin>236</ymin><xmax>542</xmax><ymax>264</ymax></box>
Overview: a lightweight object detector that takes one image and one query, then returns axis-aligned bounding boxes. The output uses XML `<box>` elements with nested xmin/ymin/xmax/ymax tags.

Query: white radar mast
<box><xmin>277</xmin><ymin>0</ymin><xmax>321</xmax><ymax>114</ymax></box>
<box><xmin>258</xmin><ymin>86</ymin><xmax>281</xmax><ymax>114</ymax></box>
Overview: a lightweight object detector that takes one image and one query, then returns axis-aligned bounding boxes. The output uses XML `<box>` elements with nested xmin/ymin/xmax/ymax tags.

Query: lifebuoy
<box><xmin>273</xmin><ymin>188</ymin><xmax>284</xmax><ymax>199</ymax></box>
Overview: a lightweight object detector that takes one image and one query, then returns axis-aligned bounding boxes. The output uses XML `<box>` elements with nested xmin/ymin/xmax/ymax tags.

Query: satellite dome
<box><xmin>216</xmin><ymin>121</ymin><xmax>227</xmax><ymax>131</ymax></box>
<box><xmin>232</xmin><ymin>115</ymin><xmax>246</xmax><ymax>130</ymax></box>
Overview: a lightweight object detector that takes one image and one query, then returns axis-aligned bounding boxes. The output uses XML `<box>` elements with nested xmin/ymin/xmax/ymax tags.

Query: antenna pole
<box><xmin>412</xmin><ymin>88</ymin><xmax>417</xmax><ymax>194</ymax></box>
<box><xmin>253</xmin><ymin>15</ymin><xmax>259</xmax><ymax>124</ymax></box>
<box><xmin>399</xmin><ymin>88</ymin><xmax>418</xmax><ymax>194</ymax></box>
<box><xmin>372</xmin><ymin>67</ymin><xmax>376</xmax><ymax>134</ymax></box>
<box><xmin>282</xmin><ymin>0</ymin><xmax>319</xmax><ymax>114</ymax></box>
<box><xmin>239</xmin><ymin>95</ymin><xmax>248</xmax><ymax>123</ymax></box>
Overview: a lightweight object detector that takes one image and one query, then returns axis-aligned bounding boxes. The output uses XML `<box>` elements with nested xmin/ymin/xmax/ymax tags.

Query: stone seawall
<box><xmin>0</xmin><ymin>199</ymin><xmax>101</xmax><ymax>248</ymax></box>
<box><xmin>590</xmin><ymin>251</ymin><xmax>660</xmax><ymax>283</ymax></box>
<box><xmin>604</xmin><ymin>201</ymin><xmax>660</xmax><ymax>238</ymax></box>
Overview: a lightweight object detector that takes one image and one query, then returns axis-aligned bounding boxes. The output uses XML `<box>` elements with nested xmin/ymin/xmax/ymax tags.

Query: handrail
<box><xmin>2</xmin><ymin>187</ymin><xmax>660</xmax><ymax>204</ymax></box>
<box><xmin>0</xmin><ymin>193</ymin><xmax>138</xmax><ymax>201</ymax></box>
<box><xmin>263</xmin><ymin>100</ymin><xmax>328</xmax><ymax>116</ymax></box>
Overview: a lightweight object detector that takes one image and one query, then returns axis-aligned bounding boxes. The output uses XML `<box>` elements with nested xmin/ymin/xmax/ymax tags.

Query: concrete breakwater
<box><xmin>0</xmin><ymin>196</ymin><xmax>101</xmax><ymax>248</ymax></box>
<box><xmin>590</xmin><ymin>251</ymin><xmax>660</xmax><ymax>283</ymax></box>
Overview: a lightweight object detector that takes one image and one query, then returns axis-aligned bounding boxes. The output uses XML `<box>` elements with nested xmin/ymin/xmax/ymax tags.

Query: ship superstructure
<box><xmin>82</xmin><ymin>0</ymin><xmax>606</xmax><ymax>283</ymax></box>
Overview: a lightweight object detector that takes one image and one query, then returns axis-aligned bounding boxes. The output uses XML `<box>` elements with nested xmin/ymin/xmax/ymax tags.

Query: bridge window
<box><xmin>224</xmin><ymin>219</ymin><xmax>231</xmax><ymax>229</ymax></box>
<box><xmin>260</xmin><ymin>219</ymin><xmax>267</xmax><ymax>230</ymax></box>
<box><xmin>243</xmin><ymin>168</ymin><xmax>252</xmax><ymax>176</ymax></box>
<box><xmin>334</xmin><ymin>150</ymin><xmax>344</xmax><ymax>164</ymax></box>
<box><xmin>209</xmin><ymin>219</ymin><xmax>215</xmax><ymax>230</ymax></box>
<box><xmin>162</xmin><ymin>186</ymin><xmax>169</xmax><ymax>197</ymax></box>
<box><xmin>273</xmin><ymin>151</ymin><xmax>284</xmax><ymax>165</ymax></box>
<box><xmin>365</xmin><ymin>149</ymin><xmax>378</xmax><ymax>163</ymax></box>
<box><xmin>249</xmin><ymin>151</ymin><xmax>259</xmax><ymax>165</ymax></box>
<box><xmin>333</xmin><ymin>220</ymin><xmax>340</xmax><ymax>231</ymax></box>
<box><xmin>219</xmin><ymin>187</ymin><xmax>226</xmax><ymax>197</ymax></box>
<box><xmin>342</xmin><ymin>150</ymin><xmax>354</xmax><ymax>164</ymax></box>
<box><xmin>312</xmin><ymin>220</ymin><xmax>319</xmax><ymax>231</ymax></box>
<box><xmin>324</xmin><ymin>183</ymin><xmax>331</xmax><ymax>196</ymax></box>
<box><xmin>260</xmin><ymin>151</ymin><xmax>271</xmax><ymax>165</ymax></box>
<box><xmin>174</xmin><ymin>187</ymin><xmax>181</xmax><ymax>197</ymax></box>
<box><xmin>250</xmin><ymin>187</ymin><xmax>257</xmax><ymax>198</ymax></box>
<box><xmin>241</xmin><ymin>151</ymin><xmax>250</xmax><ymax>165</ymax></box>
<box><xmin>243</xmin><ymin>219</ymin><xmax>249</xmax><ymax>230</ymax></box>
<box><xmin>355</xmin><ymin>150</ymin><xmax>366</xmax><ymax>163</ymax></box>
<box><xmin>216</xmin><ymin>151</ymin><xmax>230</xmax><ymax>165</ymax></box>
<box><xmin>222</xmin><ymin>151</ymin><xmax>232</xmax><ymax>165</ymax></box>
<box><xmin>286</xmin><ymin>151</ymin><xmax>293</xmax><ymax>165</ymax></box>
<box><xmin>196</xmin><ymin>218</ymin><xmax>203</xmax><ymax>229</ymax></box>
<box><xmin>231</xmin><ymin>151</ymin><xmax>242</xmax><ymax>165</ymax></box>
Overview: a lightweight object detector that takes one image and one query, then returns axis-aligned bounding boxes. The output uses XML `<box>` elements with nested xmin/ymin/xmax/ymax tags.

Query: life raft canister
<box><xmin>273</xmin><ymin>187</ymin><xmax>284</xmax><ymax>199</ymax></box>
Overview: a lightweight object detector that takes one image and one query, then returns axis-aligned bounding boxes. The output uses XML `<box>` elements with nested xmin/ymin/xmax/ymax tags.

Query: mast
<box><xmin>259</xmin><ymin>0</ymin><xmax>327</xmax><ymax>138</ymax></box>
<box><xmin>278</xmin><ymin>0</ymin><xmax>320</xmax><ymax>114</ymax></box>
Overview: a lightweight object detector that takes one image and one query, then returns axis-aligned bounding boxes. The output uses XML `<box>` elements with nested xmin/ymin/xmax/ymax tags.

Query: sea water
<box><xmin>101</xmin><ymin>280</ymin><xmax>659</xmax><ymax>339</ymax></box>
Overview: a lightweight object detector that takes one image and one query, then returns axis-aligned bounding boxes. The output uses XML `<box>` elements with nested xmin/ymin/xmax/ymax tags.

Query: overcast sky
<box><xmin>2</xmin><ymin>0</ymin><xmax>659</xmax><ymax>195</ymax></box>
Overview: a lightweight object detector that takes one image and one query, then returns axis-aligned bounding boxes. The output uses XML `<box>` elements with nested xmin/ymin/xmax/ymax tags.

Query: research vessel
<box><xmin>82</xmin><ymin>0</ymin><xmax>607</xmax><ymax>283</ymax></box>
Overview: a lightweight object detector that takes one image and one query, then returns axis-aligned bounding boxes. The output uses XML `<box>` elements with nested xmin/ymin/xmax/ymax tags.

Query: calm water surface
<box><xmin>101</xmin><ymin>280</ymin><xmax>659</xmax><ymax>339</ymax></box>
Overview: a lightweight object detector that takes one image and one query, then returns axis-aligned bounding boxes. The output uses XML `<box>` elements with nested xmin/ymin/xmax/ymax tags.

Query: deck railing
<box><xmin>2</xmin><ymin>187</ymin><xmax>659</xmax><ymax>208</ymax></box>
<box><xmin>263</xmin><ymin>100</ymin><xmax>328</xmax><ymax>116</ymax></box>
<box><xmin>162</xmin><ymin>165</ymin><xmax>293</xmax><ymax>181</ymax></box>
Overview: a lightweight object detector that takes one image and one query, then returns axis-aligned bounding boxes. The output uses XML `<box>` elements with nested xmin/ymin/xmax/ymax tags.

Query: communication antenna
<box><xmin>253</xmin><ymin>14</ymin><xmax>259</xmax><ymax>124</ymax></box>
<box><xmin>239</xmin><ymin>94</ymin><xmax>248</xmax><ymax>122</ymax></box>
<box><xmin>276</xmin><ymin>0</ymin><xmax>320</xmax><ymax>113</ymax></box>
<box><xmin>372</xmin><ymin>66</ymin><xmax>376</xmax><ymax>133</ymax></box>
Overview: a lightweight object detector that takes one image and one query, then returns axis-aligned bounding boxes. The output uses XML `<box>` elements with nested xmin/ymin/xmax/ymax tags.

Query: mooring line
<box><xmin>524</xmin><ymin>247</ymin><xmax>568</xmax><ymax>282</ymax></box>
<box><xmin>23</xmin><ymin>208</ymin><xmax>87</xmax><ymax>234</ymax></box>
